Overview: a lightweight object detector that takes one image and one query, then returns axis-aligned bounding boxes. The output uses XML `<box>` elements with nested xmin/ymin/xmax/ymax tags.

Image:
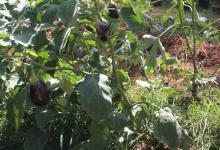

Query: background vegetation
<box><xmin>0</xmin><ymin>0</ymin><xmax>220</xmax><ymax>149</ymax></box>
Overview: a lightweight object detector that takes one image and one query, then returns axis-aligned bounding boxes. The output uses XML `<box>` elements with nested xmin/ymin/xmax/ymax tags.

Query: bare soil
<box><xmin>160</xmin><ymin>35</ymin><xmax>220</xmax><ymax>68</ymax></box>
<box><xmin>160</xmin><ymin>34</ymin><xmax>220</xmax><ymax>87</ymax></box>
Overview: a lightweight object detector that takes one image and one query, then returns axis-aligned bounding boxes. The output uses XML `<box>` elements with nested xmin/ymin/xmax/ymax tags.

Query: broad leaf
<box><xmin>59</xmin><ymin>78</ymin><xmax>73</xmax><ymax>96</ymax></box>
<box><xmin>56</xmin><ymin>0</ymin><xmax>78</xmax><ymax>25</ymax></box>
<box><xmin>10</xmin><ymin>28</ymin><xmax>36</xmax><ymax>47</ymax></box>
<box><xmin>107</xmin><ymin>110</ymin><xmax>129</xmax><ymax>129</ymax></box>
<box><xmin>88</xmin><ymin>121</ymin><xmax>110</xmax><ymax>150</ymax></box>
<box><xmin>78</xmin><ymin>74</ymin><xmax>112</xmax><ymax>120</ymax></box>
<box><xmin>7</xmin><ymin>86</ymin><xmax>27</xmax><ymax>131</ymax></box>
<box><xmin>24</xmin><ymin>127</ymin><xmax>48</xmax><ymax>150</ymax></box>
<box><xmin>116</xmin><ymin>69</ymin><xmax>130</xmax><ymax>84</ymax></box>
<box><xmin>120</xmin><ymin>7</ymin><xmax>146</xmax><ymax>33</ymax></box>
<box><xmin>35</xmin><ymin>108</ymin><xmax>54</xmax><ymax>132</ymax></box>
<box><xmin>154</xmin><ymin>107</ymin><xmax>192</xmax><ymax>150</ymax></box>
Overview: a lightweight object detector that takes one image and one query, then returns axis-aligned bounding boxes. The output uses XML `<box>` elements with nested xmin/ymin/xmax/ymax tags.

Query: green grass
<box><xmin>126</xmin><ymin>79</ymin><xmax>220</xmax><ymax>149</ymax></box>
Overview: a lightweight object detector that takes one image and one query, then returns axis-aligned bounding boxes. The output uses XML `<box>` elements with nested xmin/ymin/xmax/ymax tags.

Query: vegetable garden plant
<box><xmin>0</xmin><ymin>0</ymin><xmax>220</xmax><ymax>149</ymax></box>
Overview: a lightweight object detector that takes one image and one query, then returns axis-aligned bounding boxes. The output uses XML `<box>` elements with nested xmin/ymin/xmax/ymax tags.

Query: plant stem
<box><xmin>177</xmin><ymin>0</ymin><xmax>193</xmax><ymax>56</ymax></box>
<box><xmin>178</xmin><ymin>0</ymin><xmax>198</xmax><ymax>98</ymax></box>
<box><xmin>109</xmin><ymin>42</ymin><xmax>118</xmax><ymax>83</ymax></box>
<box><xmin>94</xmin><ymin>0</ymin><xmax>102</xmax><ymax>21</ymax></box>
<box><xmin>108</xmin><ymin>40</ymin><xmax>133</xmax><ymax>119</ymax></box>
<box><xmin>157</xmin><ymin>24</ymin><xmax>175</xmax><ymax>38</ymax></box>
<box><xmin>191</xmin><ymin>0</ymin><xmax>198</xmax><ymax>98</ymax></box>
<box><xmin>30</xmin><ymin>59</ymin><xmax>91</xmax><ymax>75</ymax></box>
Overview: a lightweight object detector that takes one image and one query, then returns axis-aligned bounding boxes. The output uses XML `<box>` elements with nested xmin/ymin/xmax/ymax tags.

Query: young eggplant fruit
<box><xmin>108</xmin><ymin>4</ymin><xmax>119</xmax><ymax>19</ymax></box>
<box><xmin>30</xmin><ymin>80</ymin><xmax>50</xmax><ymax>107</ymax></box>
<box><xmin>96</xmin><ymin>21</ymin><xmax>109</xmax><ymax>35</ymax></box>
<box><xmin>96</xmin><ymin>21</ymin><xmax>109</xmax><ymax>42</ymax></box>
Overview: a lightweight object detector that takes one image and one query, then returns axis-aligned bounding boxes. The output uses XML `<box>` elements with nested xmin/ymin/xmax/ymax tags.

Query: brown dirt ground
<box><xmin>160</xmin><ymin>35</ymin><xmax>220</xmax><ymax>87</ymax></box>
<box><xmin>160</xmin><ymin>35</ymin><xmax>220</xmax><ymax>67</ymax></box>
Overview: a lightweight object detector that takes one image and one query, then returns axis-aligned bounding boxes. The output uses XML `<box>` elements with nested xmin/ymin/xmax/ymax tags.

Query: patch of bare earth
<box><xmin>160</xmin><ymin>35</ymin><xmax>220</xmax><ymax>87</ymax></box>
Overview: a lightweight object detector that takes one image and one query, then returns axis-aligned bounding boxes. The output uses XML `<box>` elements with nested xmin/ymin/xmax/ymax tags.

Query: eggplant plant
<box><xmin>0</xmin><ymin>0</ymin><xmax>208</xmax><ymax>149</ymax></box>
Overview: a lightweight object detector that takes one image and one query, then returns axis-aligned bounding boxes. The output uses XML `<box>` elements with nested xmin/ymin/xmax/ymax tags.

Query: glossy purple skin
<box><xmin>108</xmin><ymin>4</ymin><xmax>119</xmax><ymax>19</ymax></box>
<box><xmin>30</xmin><ymin>80</ymin><xmax>50</xmax><ymax>107</ymax></box>
<box><xmin>96</xmin><ymin>21</ymin><xmax>109</xmax><ymax>36</ymax></box>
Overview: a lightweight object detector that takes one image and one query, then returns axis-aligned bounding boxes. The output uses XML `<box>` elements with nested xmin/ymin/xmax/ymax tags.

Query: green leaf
<box><xmin>59</xmin><ymin>78</ymin><xmax>73</xmax><ymax>96</ymax></box>
<box><xmin>120</xmin><ymin>7</ymin><xmax>146</xmax><ymax>33</ymax></box>
<box><xmin>139</xmin><ymin>34</ymin><xmax>156</xmax><ymax>51</ymax></box>
<box><xmin>72</xmin><ymin>121</ymin><xmax>110</xmax><ymax>150</ymax></box>
<box><xmin>0</xmin><ymin>33</ymin><xmax>11</xmax><ymax>38</ymax></box>
<box><xmin>154</xmin><ymin>107</ymin><xmax>192</xmax><ymax>150</ymax></box>
<box><xmin>0</xmin><ymin>19</ymin><xmax>9</xmax><ymax>29</ymax></box>
<box><xmin>142</xmin><ymin>37</ymin><xmax>168</xmax><ymax>74</ymax></box>
<box><xmin>56</xmin><ymin>0</ymin><xmax>78</xmax><ymax>25</ymax></box>
<box><xmin>116</xmin><ymin>69</ymin><xmax>130</xmax><ymax>84</ymax></box>
<box><xmin>26</xmin><ymin>49</ymin><xmax>38</xmax><ymax>57</ymax></box>
<box><xmin>33</xmin><ymin>31</ymin><xmax>48</xmax><ymax>50</ymax></box>
<box><xmin>165</xmin><ymin>57</ymin><xmax>177</xmax><ymax>65</ymax></box>
<box><xmin>107</xmin><ymin>110</ymin><xmax>129</xmax><ymax>129</ymax></box>
<box><xmin>175</xmin><ymin>1</ymin><xmax>184</xmax><ymax>25</ymax></box>
<box><xmin>57</xmin><ymin>97</ymin><xmax>68</xmax><ymax>108</ymax></box>
<box><xmin>35</xmin><ymin>108</ymin><xmax>54</xmax><ymax>132</ymax></box>
<box><xmin>78</xmin><ymin>74</ymin><xmax>112</xmax><ymax>120</ymax></box>
<box><xmin>0</xmin><ymin>63</ymin><xmax>6</xmax><ymax>75</ymax></box>
<box><xmin>7</xmin><ymin>87</ymin><xmax>27</xmax><ymax>131</ymax></box>
<box><xmin>10</xmin><ymin>28</ymin><xmax>37</xmax><ymax>47</ymax></box>
<box><xmin>145</xmin><ymin>40</ymin><xmax>158</xmax><ymax>73</ymax></box>
<box><xmin>24</xmin><ymin>127</ymin><xmax>48</xmax><ymax>150</ymax></box>
<box><xmin>41</xmin><ymin>5</ymin><xmax>57</xmax><ymax>23</ymax></box>
<box><xmin>88</xmin><ymin>121</ymin><xmax>110</xmax><ymax>150</ymax></box>
<box><xmin>0</xmin><ymin>39</ymin><xmax>11</xmax><ymax>46</ymax></box>
<box><xmin>161</xmin><ymin>3</ymin><xmax>176</xmax><ymax>25</ymax></box>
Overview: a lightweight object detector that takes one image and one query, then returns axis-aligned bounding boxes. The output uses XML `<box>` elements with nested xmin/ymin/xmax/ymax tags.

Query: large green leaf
<box><xmin>7</xmin><ymin>86</ymin><xmax>27</xmax><ymax>131</ymax></box>
<box><xmin>56</xmin><ymin>0</ymin><xmax>78</xmax><ymax>25</ymax></box>
<box><xmin>78</xmin><ymin>74</ymin><xmax>112</xmax><ymax>120</ymax></box>
<box><xmin>10</xmin><ymin>28</ymin><xmax>37</xmax><ymax>47</ymax></box>
<box><xmin>35</xmin><ymin>108</ymin><xmax>54</xmax><ymax>132</ymax></box>
<box><xmin>154</xmin><ymin>107</ymin><xmax>192</xmax><ymax>150</ymax></box>
<box><xmin>33</xmin><ymin>31</ymin><xmax>48</xmax><ymax>50</ymax></box>
<box><xmin>107</xmin><ymin>110</ymin><xmax>129</xmax><ymax>129</ymax></box>
<box><xmin>120</xmin><ymin>6</ymin><xmax>146</xmax><ymax>33</ymax></box>
<box><xmin>40</xmin><ymin>5</ymin><xmax>58</xmax><ymax>23</ymax></box>
<box><xmin>59</xmin><ymin>78</ymin><xmax>74</xmax><ymax>97</ymax></box>
<box><xmin>24</xmin><ymin>127</ymin><xmax>48</xmax><ymax>150</ymax></box>
<box><xmin>72</xmin><ymin>121</ymin><xmax>110</xmax><ymax>150</ymax></box>
<box><xmin>116</xmin><ymin>69</ymin><xmax>130</xmax><ymax>84</ymax></box>
<box><xmin>88</xmin><ymin>121</ymin><xmax>110</xmax><ymax>150</ymax></box>
<box><xmin>140</xmin><ymin>35</ymin><xmax>168</xmax><ymax>74</ymax></box>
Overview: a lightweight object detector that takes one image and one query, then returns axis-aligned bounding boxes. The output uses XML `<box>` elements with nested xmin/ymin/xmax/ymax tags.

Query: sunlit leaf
<box><xmin>59</xmin><ymin>78</ymin><xmax>73</xmax><ymax>96</ymax></box>
<box><xmin>79</xmin><ymin>74</ymin><xmax>112</xmax><ymax>120</ymax></box>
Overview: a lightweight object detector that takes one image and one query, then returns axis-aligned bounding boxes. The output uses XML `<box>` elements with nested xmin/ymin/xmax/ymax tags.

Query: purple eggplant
<box><xmin>108</xmin><ymin>4</ymin><xmax>119</xmax><ymax>19</ymax></box>
<box><xmin>30</xmin><ymin>80</ymin><xmax>50</xmax><ymax>107</ymax></box>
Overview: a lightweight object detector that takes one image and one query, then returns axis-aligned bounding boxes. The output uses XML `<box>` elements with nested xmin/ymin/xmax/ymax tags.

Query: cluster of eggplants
<box><xmin>108</xmin><ymin>4</ymin><xmax>119</xmax><ymax>19</ymax></box>
<box><xmin>30</xmin><ymin>80</ymin><xmax>50</xmax><ymax>107</ymax></box>
<box><xmin>96</xmin><ymin>21</ymin><xmax>110</xmax><ymax>41</ymax></box>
